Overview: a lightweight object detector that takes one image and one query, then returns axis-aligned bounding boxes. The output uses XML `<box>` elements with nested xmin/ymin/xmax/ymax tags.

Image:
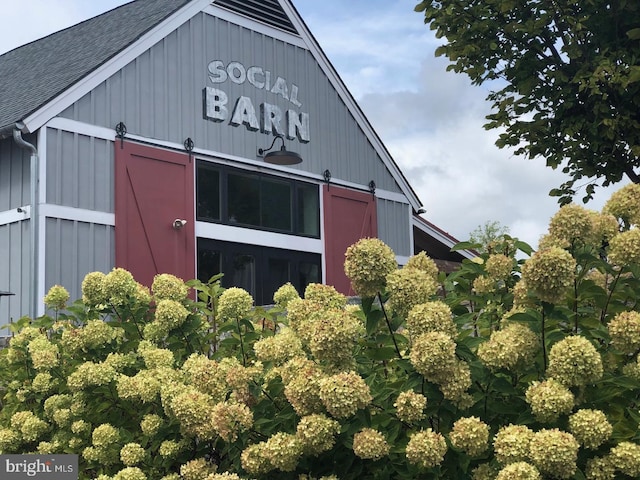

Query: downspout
<box><xmin>12</xmin><ymin>124</ymin><xmax>39</xmax><ymax>319</ymax></box>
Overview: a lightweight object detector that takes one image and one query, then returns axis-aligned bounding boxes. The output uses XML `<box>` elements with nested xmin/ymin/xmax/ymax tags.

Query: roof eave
<box><xmin>20</xmin><ymin>0</ymin><xmax>212</xmax><ymax>135</ymax></box>
<box><xmin>412</xmin><ymin>214</ymin><xmax>476</xmax><ymax>259</ymax></box>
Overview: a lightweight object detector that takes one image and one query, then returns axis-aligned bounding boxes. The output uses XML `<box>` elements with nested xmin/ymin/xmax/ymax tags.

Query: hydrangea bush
<box><xmin>2</xmin><ymin>184</ymin><xmax>640</xmax><ymax>479</ymax></box>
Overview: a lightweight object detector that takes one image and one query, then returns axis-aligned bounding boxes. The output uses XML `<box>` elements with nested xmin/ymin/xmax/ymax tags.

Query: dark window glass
<box><xmin>267</xmin><ymin>258</ymin><xmax>290</xmax><ymax>302</ymax></box>
<box><xmin>298</xmin><ymin>184</ymin><xmax>320</xmax><ymax>236</ymax></box>
<box><xmin>197</xmin><ymin>239</ymin><xmax>321</xmax><ymax>305</ymax></box>
<box><xmin>228</xmin><ymin>173</ymin><xmax>260</xmax><ymax>226</ymax></box>
<box><xmin>299</xmin><ymin>262</ymin><xmax>321</xmax><ymax>291</ymax></box>
<box><xmin>197</xmin><ymin>166</ymin><xmax>220</xmax><ymax>221</ymax></box>
<box><xmin>197</xmin><ymin>245</ymin><xmax>221</xmax><ymax>283</ymax></box>
<box><xmin>261</xmin><ymin>178</ymin><xmax>292</xmax><ymax>231</ymax></box>
<box><xmin>196</xmin><ymin>162</ymin><xmax>319</xmax><ymax>238</ymax></box>
<box><xmin>231</xmin><ymin>254</ymin><xmax>255</xmax><ymax>294</ymax></box>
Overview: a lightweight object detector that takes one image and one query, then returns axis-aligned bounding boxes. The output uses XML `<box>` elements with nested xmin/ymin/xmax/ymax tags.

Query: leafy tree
<box><xmin>469</xmin><ymin>220</ymin><xmax>510</xmax><ymax>253</ymax></box>
<box><xmin>2</xmin><ymin>184</ymin><xmax>640</xmax><ymax>479</ymax></box>
<box><xmin>414</xmin><ymin>0</ymin><xmax>640</xmax><ymax>204</ymax></box>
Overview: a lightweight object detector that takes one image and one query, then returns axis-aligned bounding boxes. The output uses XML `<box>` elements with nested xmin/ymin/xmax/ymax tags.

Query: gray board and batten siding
<box><xmin>44</xmin><ymin>218</ymin><xmax>114</xmax><ymax>309</ymax></box>
<box><xmin>43</xmin><ymin>129</ymin><xmax>116</xmax><ymax>307</ymax></box>
<box><xmin>0</xmin><ymin>136</ymin><xmax>31</xmax><ymax>211</ymax></box>
<box><xmin>0</xmin><ymin>137</ymin><xmax>33</xmax><ymax>323</ymax></box>
<box><xmin>58</xmin><ymin>11</ymin><xmax>406</xmax><ymax>195</ymax></box>
<box><xmin>45</xmin><ymin>129</ymin><xmax>114</xmax><ymax>213</ymax></box>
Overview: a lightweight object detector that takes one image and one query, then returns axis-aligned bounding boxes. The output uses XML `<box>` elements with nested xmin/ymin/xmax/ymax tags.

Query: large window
<box><xmin>197</xmin><ymin>161</ymin><xmax>320</xmax><ymax>237</ymax></box>
<box><xmin>197</xmin><ymin>239</ymin><xmax>321</xmax><ymax>305</ymax></box>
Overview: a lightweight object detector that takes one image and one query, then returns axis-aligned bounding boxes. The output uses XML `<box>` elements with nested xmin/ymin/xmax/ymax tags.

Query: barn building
<box><xmin>0</xmin><ymin>0</ymin><xmax>471</xmax><ymax>321</ymax></box>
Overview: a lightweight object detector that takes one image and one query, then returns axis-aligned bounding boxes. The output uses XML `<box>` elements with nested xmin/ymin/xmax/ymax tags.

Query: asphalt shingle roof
<box><xmin>0</xmin><ymin>0</ymin><xmax>191</xmax><ymax>131</ymax></box>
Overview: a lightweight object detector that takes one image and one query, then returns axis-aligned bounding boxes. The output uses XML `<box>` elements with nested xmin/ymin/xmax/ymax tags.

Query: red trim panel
<box><xmin>323</xmin><ymin>185</ymin><xmax>377</xmax><ymax>295</ymax></box>
<box><xmin>115</xmin><ymin>141</ymin><xmax>195</xmax><ymax>287</ymax></box>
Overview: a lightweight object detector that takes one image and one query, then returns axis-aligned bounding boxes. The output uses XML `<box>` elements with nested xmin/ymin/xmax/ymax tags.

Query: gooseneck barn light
<box><xmin>257</xmin><ymin>134</ymin><xmax>303</xmax><ymax>165</ymax></box>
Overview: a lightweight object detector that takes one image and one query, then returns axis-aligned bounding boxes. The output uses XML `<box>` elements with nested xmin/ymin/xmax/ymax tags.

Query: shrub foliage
<box><xmin>2</xmin><ymin>185</ymin><xmax>640</xmax><ymax>479</ymax></box>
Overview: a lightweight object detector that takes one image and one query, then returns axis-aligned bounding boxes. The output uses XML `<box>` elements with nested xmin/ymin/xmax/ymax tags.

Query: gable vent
<box><xmin>215</xmin><ymin>0</ymin><xmax>298</xmax><ymax>34</ymax></box>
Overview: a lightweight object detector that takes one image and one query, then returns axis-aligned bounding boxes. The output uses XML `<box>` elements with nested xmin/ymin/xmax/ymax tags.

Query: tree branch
<box><xmin>624</xmin><ymin>165</ymin><xmax>640</xmax><ymax>183</ymax></box>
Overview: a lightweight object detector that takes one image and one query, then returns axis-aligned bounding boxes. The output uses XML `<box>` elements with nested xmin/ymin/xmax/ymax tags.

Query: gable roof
<box><xmin>0</xmin><ymin>0</ymin><xmax>190</xmax><ymax>132</ymax></box>
<box><xmin>0</xmin><ymin>0</ymin><xmax>423</xmax><ymax>209</ymax></box>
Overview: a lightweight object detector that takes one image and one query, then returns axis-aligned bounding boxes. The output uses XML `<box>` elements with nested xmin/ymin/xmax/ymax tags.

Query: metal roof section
<box><xmin>0</xmin><ymin>0</ymin><xmax>191</xmax><ymax>133</ymax></box>
<box><xmin>214</xmin><ymin>0</ymin><xmax>298</xmax><ymax>35</ymax></box>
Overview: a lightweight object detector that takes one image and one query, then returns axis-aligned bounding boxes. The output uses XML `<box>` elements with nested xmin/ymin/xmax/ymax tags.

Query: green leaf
<box><xmin>368</xmin><ymin>346</ymin><xmax>399</xmax><ymax>361</ymax></box>
<box><xmin>220</xmin><ymin>336</ymin><xmax>240</xmax><ymax>347</ymax></box>
<box><xmin>361</xmin><ymin>296</ymin><xmax>375</xmax><ymax>315</ymax></box>
<box><xmin>514</xmin><ymin>240</ymin><xmax>533</xmax><ymax>256</ymax></box>
<box><xmin>628</xmin><ymin>66</ymin><xmax>640</xmax><ymax>85</ymax></box>
<box><xmin>491</xmin><ymin>377</ymin><xmax>517</xmax><ymax>395</ymax></box>
<box><xmin>627</xmin><ymin>28</ymin><xmax>640</xmax><ymax>39</ymax></box>
<box><xmin>366</xmin><ymin>309</ymin><xmax>383</xmax><ymax>335</ymax></box>
<box><xmin>452</xmin><ymin>241</ymin><xmax>481</xmax><ymax>252</ymax></box>
<box><xmin>508</xmin><ymin>311</ymin><xmax>541</xmax><ymax>324</ymax></box>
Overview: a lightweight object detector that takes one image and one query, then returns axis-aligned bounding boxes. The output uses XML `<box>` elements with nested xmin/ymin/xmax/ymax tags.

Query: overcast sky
<box><xmin>0</xmin><ymin>0</ymin><xmax>625</xmax><ymax>248</ymax></box>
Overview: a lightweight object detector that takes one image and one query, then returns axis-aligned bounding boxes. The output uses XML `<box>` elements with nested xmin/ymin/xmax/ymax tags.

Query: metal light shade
<box><xmin>258</xmin><ymin>134</ymin><xmax>303</xmax><ymax>165</ymax></box>
<box><xmin>264</xmin><ymin>145</ymin><xmax>303</xmax><ymax>165</ymax></box>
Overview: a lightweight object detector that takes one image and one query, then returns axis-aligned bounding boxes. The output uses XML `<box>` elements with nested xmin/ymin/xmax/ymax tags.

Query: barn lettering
<box><xmin>204</xmin><ymin>60</ymin><xmax>310</xmax><ymax>142</ymax></box>
<box><xmin>205</xmin><ymin>88</ymin><xmax>310</xmax><ymax>142</ymax></box>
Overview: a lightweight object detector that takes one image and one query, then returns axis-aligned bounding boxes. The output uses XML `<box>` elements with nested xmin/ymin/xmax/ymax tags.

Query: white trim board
<box><xmin>46</xmin><ymin>118</ymin><xmax>115</xmax><ymax>142</ymax></box>
<box><xmin>196</xmin><ymin>221</ymin><xmax>323</xmax><ymax>254</ymax></box>
<box><xmin>396</xmin><ymin>255</ymin><xmax>410</xmax><ymax>266</ymax></box>
<box><xmin>0</xmin><ymin>207</ymin><xmax>30</xmax><ymax>226</ymax></box>
<box><xmin>34</xmin><ymin>204</ymin><xmax>323</xmax><ymax>253</ymax></box>
<box><xmin>36</xmin><ymin>127</ymin><xmax>47</xmax><ymax>317</ymax></box>
<box><xmin>40</xmin><ymin>205</ymin><xmax>115</xmax><ymax>226</ymax></box>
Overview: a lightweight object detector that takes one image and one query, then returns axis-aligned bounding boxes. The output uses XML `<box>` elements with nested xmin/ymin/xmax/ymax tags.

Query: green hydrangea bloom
<box><xmin>344</xmin><ymin>238</ymin><xmax>397</xmax><ymax>297</ymax></box>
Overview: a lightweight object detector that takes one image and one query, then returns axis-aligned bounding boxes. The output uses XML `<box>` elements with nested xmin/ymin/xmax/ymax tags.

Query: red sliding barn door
<box><xmin>115</xmin><ymin>141</ymin><xmax>195</xmax><ymax>287</ymax></box>
<box><xmin>323</xmin><ymin>185</ymin><xmax>377</xmax><ymax>295</ymax></box>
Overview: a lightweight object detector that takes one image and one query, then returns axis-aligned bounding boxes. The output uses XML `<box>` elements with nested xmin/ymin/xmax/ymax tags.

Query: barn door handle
<box><xmin>173</xmin><ymin>219</ymin><xmax>187</xmax><ymax>229</ymax></box>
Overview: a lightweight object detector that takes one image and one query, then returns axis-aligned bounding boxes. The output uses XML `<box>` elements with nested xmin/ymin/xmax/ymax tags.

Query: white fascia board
<box><xmin>196</xmin><ymin>221</ymin><xmax>322</xmax><ymax>253</ymax></box>
<box><xmin>205</xmin><ymin>4</ymin><xmax>306</xmax><ymax>48</ymax></box>
<box><xmin>278</xmin><ymin>0</ymin><xmax>423</xmax><ymax>211</ymax></box>
<box><xmin>0</xmin><ymin>206</ymin><xmax>30</xmax><ymax>226</ymax></box>
<box><xmin>408</xmin><ymin>203</ymin><xmax>415</xmax><ymax>256</ymax></box>
<box><xmin>21</xmin><ymin>0</ymin><xmax>214</xmax><ymax>134</ymax></box>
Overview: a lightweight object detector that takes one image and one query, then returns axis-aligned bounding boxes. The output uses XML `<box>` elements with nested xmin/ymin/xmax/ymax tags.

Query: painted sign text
<box><xmin>204</xmin><ymin>60</ymin><xmax>310</xmax><ymax>143</ymax></box>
